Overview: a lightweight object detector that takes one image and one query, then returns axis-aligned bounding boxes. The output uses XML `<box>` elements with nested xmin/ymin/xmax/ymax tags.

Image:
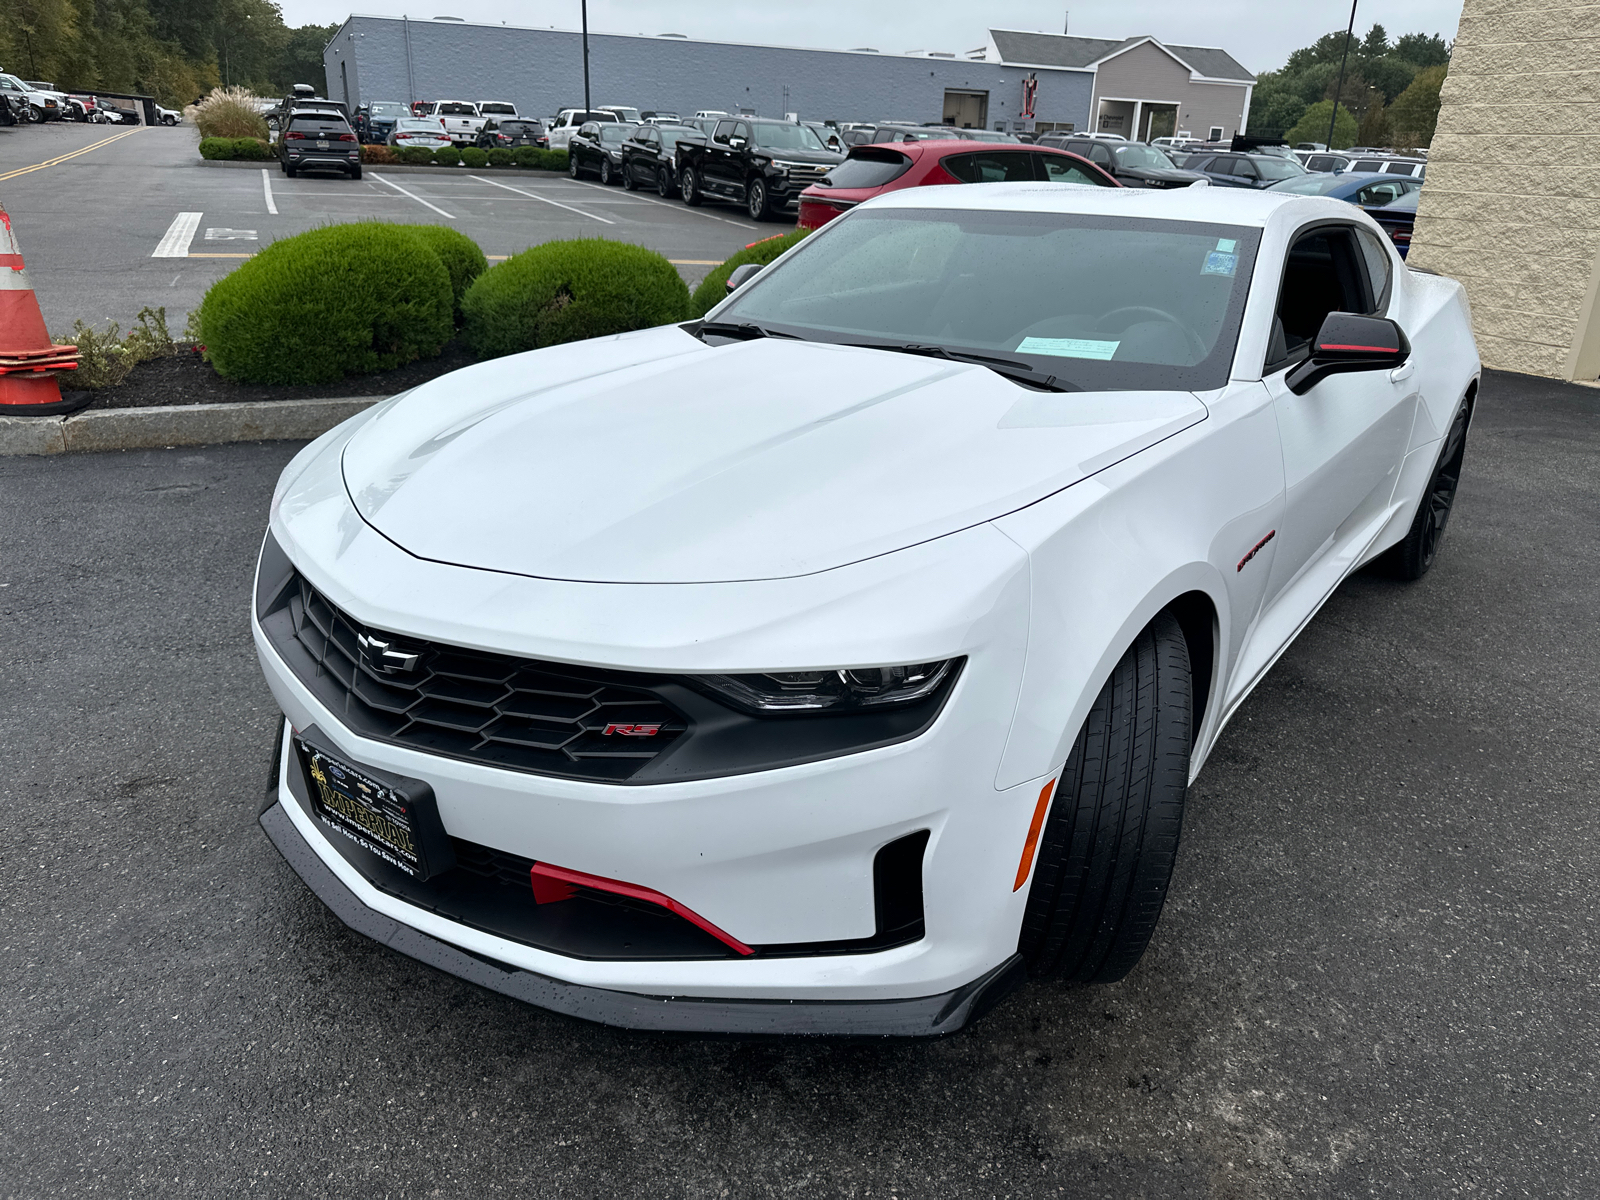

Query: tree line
<box><xmin>1</xmin><ymin>0</ymin><xmax>335</xmax><ymax>106</ymax></box>
<box><xmin>1250</xmin><ymin>25</ymin><xmax>1451</xmax><ymax>149</ymax></box>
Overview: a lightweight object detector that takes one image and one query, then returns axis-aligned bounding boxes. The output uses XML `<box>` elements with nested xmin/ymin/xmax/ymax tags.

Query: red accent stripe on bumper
<box><xmin>530</xmin><ymin>862</ymin><xmax>755</xmax><ymax>956</ymax></box>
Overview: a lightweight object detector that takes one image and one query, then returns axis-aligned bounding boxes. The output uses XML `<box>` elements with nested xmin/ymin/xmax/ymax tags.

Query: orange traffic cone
<box><xmin>0</xmin><ymin>201</ymin><xmax>85</xmax><ymax>416</ymax></box>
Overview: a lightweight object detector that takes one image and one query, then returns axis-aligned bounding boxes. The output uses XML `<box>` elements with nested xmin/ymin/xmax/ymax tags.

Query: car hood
<box><xmin>1122</xmin><ymin>166</ymin><xmax>1204</xmax><ymax>184</ymax></box>
<box><xmin>341</xmin><ymin>327</ymin><xmax>1208</xmax><ymax>583</ymax></box>
<box><xmin>764</xmin><ymin>148</ymin><xmax>845</xmax><ymax>165</ymax></box>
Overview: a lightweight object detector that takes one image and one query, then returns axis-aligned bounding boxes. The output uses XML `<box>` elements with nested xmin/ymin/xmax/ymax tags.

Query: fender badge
<box><xmin>1237</xmin><ymin>530</ymin><xmax>1276</xmax><ymax>573</ymax></box>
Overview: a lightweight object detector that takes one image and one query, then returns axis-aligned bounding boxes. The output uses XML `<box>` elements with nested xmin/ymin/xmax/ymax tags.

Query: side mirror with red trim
<box><xmin>1286</xmin><ymin>312</ymin><xmax>1411</xmax><ymax>395</ymax></box>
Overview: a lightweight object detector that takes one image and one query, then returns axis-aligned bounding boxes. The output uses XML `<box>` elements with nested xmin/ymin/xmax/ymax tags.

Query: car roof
<box><xmin>865</xmin><ymin>179</ymin><xmax>1344</xmax><ymax>228</ymax></box>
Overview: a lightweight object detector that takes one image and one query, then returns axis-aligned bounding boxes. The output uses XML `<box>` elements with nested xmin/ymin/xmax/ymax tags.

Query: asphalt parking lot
<box><xmin>2</xmin><ymin>368</ymin><xmax>1597</xmax><ymax>1197</ymax></box>
<box><xmin>0</xmin><ymin>121</ymin><xmax>773</xmax><ymax>336</ymax></box>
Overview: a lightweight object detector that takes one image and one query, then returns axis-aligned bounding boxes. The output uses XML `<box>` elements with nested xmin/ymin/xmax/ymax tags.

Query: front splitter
<box><xmin>259</xmin><ymin>800</ymin><xmax>1027</xmax><ymax>1037</ymax></box>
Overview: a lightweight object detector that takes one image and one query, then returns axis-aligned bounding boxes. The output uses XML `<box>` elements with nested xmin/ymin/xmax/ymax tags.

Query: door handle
<box><xmin>1390</xmin><ymin>361</ymin><xmax>1415</xmax><ymax>383</ymax></box>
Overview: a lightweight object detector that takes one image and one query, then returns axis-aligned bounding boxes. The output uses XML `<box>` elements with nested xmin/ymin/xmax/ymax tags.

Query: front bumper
<box><xmin>261</xmin><ymin>796</ymin><xmax>1025</xmax><ymax>1035</ymax></box>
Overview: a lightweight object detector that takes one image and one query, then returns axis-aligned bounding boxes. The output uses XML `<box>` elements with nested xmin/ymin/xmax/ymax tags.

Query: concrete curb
<box><xmin>0</xmin><ymin>397</ymin><xmax>379</xmax><ymax>456</ymax></box>
<box><xmin>196</xmin><ymin>158</ymin><xmax>568</xmax><ymax>177</ymax></box>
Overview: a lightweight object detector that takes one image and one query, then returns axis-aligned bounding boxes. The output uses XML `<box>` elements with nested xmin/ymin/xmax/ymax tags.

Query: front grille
<box><xmin>272</xmin><ymin>575</ymin><xmax>687</xmax><ymax>783</ymax></box>
<box><xmin>781</xmin><ymin>162</ymin><xmax>833</xmax><ymax>186</ymax></box>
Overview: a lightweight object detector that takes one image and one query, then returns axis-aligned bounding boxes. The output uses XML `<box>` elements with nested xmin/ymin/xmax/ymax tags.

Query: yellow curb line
<box><xmin>0</xmin><ymin>127</ymin><xmax>146</xmax><ymax>182</ymax></box>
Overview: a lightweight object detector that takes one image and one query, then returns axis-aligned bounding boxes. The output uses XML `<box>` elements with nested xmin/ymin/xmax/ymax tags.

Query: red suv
<box><xmin>798</xmin><ymin>140</ymin><xmax>1119</xmax><ymax>230</ymax></box>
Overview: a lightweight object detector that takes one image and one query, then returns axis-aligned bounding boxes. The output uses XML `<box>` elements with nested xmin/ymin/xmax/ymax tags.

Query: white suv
<box><xmin>547</xmin><ymin>108</ymin><xmax>617</xmax><ymax>150</ymax></box>
<box><xmin>0</xmin><ymin>72</ymin><xmax>62</xmax><ymax>122</ymax></box>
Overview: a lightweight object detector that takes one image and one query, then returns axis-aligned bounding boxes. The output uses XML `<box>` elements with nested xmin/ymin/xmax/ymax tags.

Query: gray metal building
<box><xmin>323</xmin><ymin>15</ymin><xmax>1097</xmax><ymax>131</ymax></box>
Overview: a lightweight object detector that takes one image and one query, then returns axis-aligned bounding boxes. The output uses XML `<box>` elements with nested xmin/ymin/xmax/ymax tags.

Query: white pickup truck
<box><xmin>546</xmin><ymin>108</ymin><xmax>618</xmax><ymax>150</ymax></box>
<box><xmin>420</xmin><ymin>100</ymin><xmax>484</xmax><ymax>146</ymax></box>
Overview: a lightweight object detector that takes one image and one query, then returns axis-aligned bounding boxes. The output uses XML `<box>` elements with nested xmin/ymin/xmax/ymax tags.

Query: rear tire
<box><xmin>285</xmin><ymin>164</ymin><xmax>297</xmax><ymax>178</ymax></box>
<box><xmin>681</xmin><ymin>166</ymin><xmax>703</xmax><ymax>205</ymax></box>
<box><xmin>1018</xmin><ymin>613</ymin><xmax>1192</xmax><ymax>983</ymax></box>
<box><xmin>1380</xmin><ymin>398</ymin><xmax>1471</xmax><ymax>580</ymax></box>
<box><xmin>349</xmin><ymin>164</ymin><xmax>362</xmax><ymax>180</ymax></box>
<box><xmin>621</xmin><ymin>160</ymin><xmax>636</xmax><ymax>189</ymax></box>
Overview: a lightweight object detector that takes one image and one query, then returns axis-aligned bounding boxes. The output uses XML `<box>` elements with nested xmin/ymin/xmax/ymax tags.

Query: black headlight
<box><xmin>689</xmin><ymin>660</ymin><xmax>961</xmax><ymax>714</ymax></box>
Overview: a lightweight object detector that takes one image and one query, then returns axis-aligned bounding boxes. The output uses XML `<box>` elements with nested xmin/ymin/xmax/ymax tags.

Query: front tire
<box><xmin>1019</xmin><ymin>613</ymin><xmax>1192</xmax><ymax>983</ymax></box>
<box><xmin>656</xmin><ymin>166</ymin><xmax>675</xmax><ymax>198</ymax></box>
<box><xmin>681</xmin><ymin>166</ymin><xmax>703</xmax><ymax>205</ymax></box>
<box><xmin>568</xmin><ymin>153</ymin><xmax>581</xmax><ymax>179</ymax></box>
<box><xmin>28</xmin><ymin>105</ymin><xmax>45</xmax><ymax>124</ymax></box>
<box><xmin>746</xmin><ymin>177</ymin><xmax>771</xmax><ymax>221</ymax></box>
<box><xmin>1381</xmin><ymin>398</ymin><xmax>1471</xmax><ymax>580</ymax></box>
<box><xmin>163</xmin><ymin>115</ymin><xmax>176</xmax><ymax>126</ymax></box>
<box><xmin>600</xmin><ymin>158</ymin><xmax>614</xmax><ymax>185</ymax></box>
<box><xmin>621</xmin><ymin>160</ymin><xmax>636</xmax><ymax>189</ymax></box>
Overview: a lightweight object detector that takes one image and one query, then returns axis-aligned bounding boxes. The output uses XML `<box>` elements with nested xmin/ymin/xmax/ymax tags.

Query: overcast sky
<box><xmin>279</xmin><ymin>0</ymin><xmax>1463</xmax><ymax>74</ymax></box>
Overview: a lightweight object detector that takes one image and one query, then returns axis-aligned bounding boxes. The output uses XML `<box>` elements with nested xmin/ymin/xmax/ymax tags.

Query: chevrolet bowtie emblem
<box><xmin>356</xmin><ymin>632</ymin><xmax>421</xmax><ymax>675</ymax></box>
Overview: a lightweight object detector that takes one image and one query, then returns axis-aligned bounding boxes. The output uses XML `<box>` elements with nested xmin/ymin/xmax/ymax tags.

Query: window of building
<box><xmin>1208</xmin><ymin>126</ymin><xmax>1225</xmax><ymax>141</ymax></box>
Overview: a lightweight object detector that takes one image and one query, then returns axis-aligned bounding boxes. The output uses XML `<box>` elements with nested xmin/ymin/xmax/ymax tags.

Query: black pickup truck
<box><xmin>675</xmin><ymin>117</ymin><xmax>844</xmax><ymax>220</ymax></box>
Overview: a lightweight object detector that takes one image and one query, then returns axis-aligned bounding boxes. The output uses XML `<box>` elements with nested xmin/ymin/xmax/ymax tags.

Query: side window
<box><xmin>733</xmin><ymin>121</ymin><xmax>751</xmax><ymax>145</ymax></box>
<box><xmin>1038</xmin><ymin>154</ymin><xmax>1105</xmax><ymax>186</ymax></box>
<box><xmin>1233</xmin><ymin>158</ymin><xmax>1259</xmax><ymax>180</ymax></box>
<box><xmin>713</xmin><ymin>119</ymin><xmax>735</xmax><ymax>145</ymax></box>
<box><xmin>1087</xmin><ymin>143</ymin><xmax>1113</xmax><ymax>166</ymax></box>
<box><xmin>941</xmin><ymin>152</ymin><xmax>1034</xmax><ymax>183</ymax></box>
<box><xmin>1355</xmin><ymin>181</ymin><xmax>1406</xmax><ymax>206</ymax></box>
<box><xmin>1207</xmin><ymin>157</ymin><xmax>1237</xmax><ymax>176</ymax></box>
<box><xmin>1267</xmin><ymin>226</ymin><xmax>1373</xmax><ymax>372</ymax></box>
<box><xmin>1384</xmin><ymin>162</ymin><xmax>1416</xmax><ymax>176</ymax></box>
<box><xmin>1354</xmin><ymin>227</ymin><xmax>1394</xmax><ymax>312</ymax></box>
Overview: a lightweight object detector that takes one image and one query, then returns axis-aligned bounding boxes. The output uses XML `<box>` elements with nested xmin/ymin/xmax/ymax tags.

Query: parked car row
<box><xmin>0</xmin><ymin>71</ymin><xmax>173</xmax><ymax>125</ymax></box>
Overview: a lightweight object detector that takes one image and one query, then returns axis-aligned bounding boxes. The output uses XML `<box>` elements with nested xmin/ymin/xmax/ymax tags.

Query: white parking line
<box><xmin>151</xmin><ymin>212</ymin><xmax>202</xmax><ymax>258</ymax></box>
<box><xmin>563</xmin><ymin>178</ymin><xmax>761</xmax><ymax>229</ymax></box>
<box><xmin>469</xmin><ymin>176</ymin><xmax>614</xmax><ymax>224</ymax></box>
<box><xmin>262</xmin><ymin>169</ymin><xmax>278</xmax><ymax>215</ymax></box>
<box><xmin>370</xmin><ymin>174</ymin><xmax>456</xmax><ymax>219</ymax></box>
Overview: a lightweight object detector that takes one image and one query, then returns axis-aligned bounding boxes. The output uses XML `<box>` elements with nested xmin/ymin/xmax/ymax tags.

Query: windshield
<box><xmin>822</xmin><ymin>150</ymin><xmax>913</xmax><ymax>189</ymax></box>
<box><xmin>1266</xmin><ymin>174</ymin><xmax>1350</xmax><ymax>195</ymax></box>
<box><xmin>659</xmin><ymin>129</ymin><xmax>691</xmax><ymax>148</ymax></box>
<box><xmin>438</xmin><ymin>103</ymin><xmax>476</xmax><ymax>116</ymax></box>
<box><xmin>716</xmin><ymin>208</ymin><xmax>1259</xmax><ymax>392</ymax></box>
<box><xmin>599</xmin><ymin>125</ymin><xmax>630</xmax><ymax>143</ymax></box>
<box><xmin>1252</xmin><ymin>156</ymin><xmax>1306</xmax><ymax>180</ymax></box>
<box><xmin>396</xmin><ymin>120</ymin><xmax>443</xmax><ymax>132</ymax></box>
<box><xmin>369</xmin><ymin>103</ymin><xmax>407</xmax><ymax>118</ymax></box>
<box><xmin>752</xmin><ymin>123</ymin><xmax>827</xmax><ymax>151</ymax></box>
<box><xmin>1114</xmin><ymin>144</ymin><xmax>1176</xmax><ymax>170</ymax></box>
<box><xmin>501</xmin><ymin>121</ymin><xmax>541</xmax><ymax>135</ymax></box>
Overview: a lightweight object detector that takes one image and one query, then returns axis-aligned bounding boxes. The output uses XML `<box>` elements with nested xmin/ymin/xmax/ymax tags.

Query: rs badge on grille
<box><xmin>602</xmin><ymin>723</ymin><xmax>662</xmax><ymax>737</ymax></box>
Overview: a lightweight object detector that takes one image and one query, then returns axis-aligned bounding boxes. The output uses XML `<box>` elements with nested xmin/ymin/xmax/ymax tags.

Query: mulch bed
<box><xmin>76</xmin><ymin>340</ymin><xmax>480</xmax><ymax>410</ymax></box>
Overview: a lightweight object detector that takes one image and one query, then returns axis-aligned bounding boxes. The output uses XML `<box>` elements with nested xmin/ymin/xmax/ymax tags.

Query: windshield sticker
<box><xmin>1216</xmin><ymin>238</ymin><xmax>1238</xmax><ymax>252</ymax></box>
<box><xmin>1202</xmin><ymin>251</ymin><xmax>1238</xmax><ymax>277</ymax></box>
<box><xmin>1016</xmin><ymin>337</ymin><xmax>1120</xmax><ymax>360</ymax></box>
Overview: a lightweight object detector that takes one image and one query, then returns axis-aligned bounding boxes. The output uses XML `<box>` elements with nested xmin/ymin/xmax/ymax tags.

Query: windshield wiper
<box><xmin>850</xmin><ymin>342</ymin><xmax>1080</xmax><ymax>392</ymax></box>
<box><xmin>694</xmin><ymin>320</ymin><xmax>799</xmax><ymax>342</ymax></box>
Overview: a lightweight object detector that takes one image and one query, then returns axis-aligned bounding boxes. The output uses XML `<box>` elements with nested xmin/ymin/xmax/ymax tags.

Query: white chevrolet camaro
<box><xmin>254</xmin><ymin>184</ymin><xmax>1479</xmax><ymax>1035</ymax></box>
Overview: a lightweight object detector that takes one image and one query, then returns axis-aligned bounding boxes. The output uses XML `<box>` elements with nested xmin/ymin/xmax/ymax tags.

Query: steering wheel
<box><xmin>1098</xmin><ymin>306</ymin><xmax>1207</xmax><ymax>361</ymax></box>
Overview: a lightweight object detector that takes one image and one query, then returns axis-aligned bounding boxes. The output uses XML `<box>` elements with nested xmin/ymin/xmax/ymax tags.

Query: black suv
<box><xmin>569</xmin><ymin>121</ymin><xmax>637</xmax><ymax>183</ymax></box>
<box><xmin>619</xmin><ymin>123</ymin><xmax>702</xmax><ymax>196</ymax></box>
<box><xmin>278</xmin><ymin>110</ymin><xmax>362</xmax><ymax>179</ymax></box>
<box><xmin>1181</xmin><ymin>151</ymin><xmax>1307</xmax><ymax>189</ymax></box>
<box><xmin>1045</xmin><ymin>137</ymin><xmax>1204</xmax><ymax>188</ymax></box>
<box><xmin>676</xmin><ymin>118</ymin><xmax>845</xmax><ymax>220</ymax></box>
<box><xmin>477</xmin><ymin>117</ymin><xmax>547</xmax><ymax>150</ymax></box>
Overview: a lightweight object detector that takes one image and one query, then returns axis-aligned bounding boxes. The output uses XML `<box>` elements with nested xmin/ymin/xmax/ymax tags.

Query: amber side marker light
<box><xmin>1013</xmin><ymin>777</ymin><xmax>1058</xmax><ymax>891</ymax></box>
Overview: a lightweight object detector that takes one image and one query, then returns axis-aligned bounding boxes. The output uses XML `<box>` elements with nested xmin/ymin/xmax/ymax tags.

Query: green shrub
<box><xmin>398</xmin><ymin>145</ymin><xmax>435</xmax><ymax>165</ymax></box>
<box><xmin>199</xmin><ymin>137</ymin><xmax>234</xmax><ymax>160</ymax></box>
<box><xmin>192</xmin><ymin>85</ymin><xmax>269</xmax><ymax>140</ymax></box>
<box><xmin>54</xmin><ymin>307</ymin><xmax>179</xmax><ymax>389</ymax></box>
<box><xmin>690</xmin><ymin>230</ymin><xmax>812</xmax><ymax>317</ymax></box>
<box><xmin>231</xmin><ymin>137</ymin><xmax>272</xmax><ymax>161</ymax></box>
<box><xmin>197</xmin><ymin>224</ymin><xmax>453</xmax><ymax>385</ymax></box>
<box><xmin>460</xmin><ymin>147</ymin><xmax>489</xmax><ymax>169</ymax></box>
<box><xmin>513</xmin><ymin>147</ymin><xmax>568</xmax><ymax>171</ymax></box>
<box><xmin>433</xmin><ymin>146</ymin><xmax>462</xmax><ymax>167</ymax></box>
<box><xmin>462</xmin><ymin>238</ymin><xmax>691</xmax><ymax>360</ymax></box>
<box><xmin>486</xmin><ymin>147</ymin><xmax>513</xmax><ymax>167</ymax></box>
<box><xmin>398</xmin><ymin>225</ymin><xmax>487</xmax><ymax>316</ymax></box>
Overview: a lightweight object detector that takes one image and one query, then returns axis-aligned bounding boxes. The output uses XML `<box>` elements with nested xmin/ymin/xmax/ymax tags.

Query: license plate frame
<box><xmin>316</xmin><ymin>139</ymin><xmax>329</xmax><ymax>150</ymax></box>
<box><xmin>294</xmin><ymin>730</ymin><xmax>454</xmax><ymax>880</ymax></box>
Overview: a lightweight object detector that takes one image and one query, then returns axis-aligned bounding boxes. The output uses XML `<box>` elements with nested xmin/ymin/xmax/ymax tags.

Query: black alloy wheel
<box><xmin>747</xmin><ymin>177</ymin><xmax>771</xmax><ymax>221</ymax></box>
<box><xmin>600</xmin><ymin>158</ymin><xmax>613</xmax><ymax>185</ymax></box>
<box><xmin>568</xmin><ymin>153</ymin><xmax>580</xmax><ymax>178</ymax></box>
<box><xmin>656</xmin><ymin>166</ymin><xmax>675</xmax><ymax>198</ymax></box>
<box><xmin>621</xmin><ymin>158</ymin><xmax>636</xmax><ymax>189</ymax></box>
<box><xmin>1018</xmin><ymin>613</ymin><xmax>1192</xmax><ymax>984</ymax></box>
<box><xmin>681</xmin><ymin>166</ymin><xmax>703</xmax><ymax>205</ymax></box>
<box><xmin>1381</xmin><ymin>398</ymin><xmax>1472</xmax><ymax>580</ymax></box>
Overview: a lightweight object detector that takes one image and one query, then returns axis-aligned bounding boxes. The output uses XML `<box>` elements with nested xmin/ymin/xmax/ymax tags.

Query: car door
<box><xmin>704</xmin><ymin>119</ymin><xmax>738</xmax><ymax>194</ymax></box>
<box><xmin>1203</xmin><ymin>156</ymin><xmax>1245</xmax><ymax>187</ymax></box>
<box><xmin>1260</xmin><ymin>222</ymin><xmax>1417</xmax><ymax>606</ymax></box>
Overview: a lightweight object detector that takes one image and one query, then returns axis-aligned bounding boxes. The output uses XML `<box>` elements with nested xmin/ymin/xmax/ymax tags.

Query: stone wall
<box><xmin>1408</xmin><ymin>0</ymin><xmax>1600</xmax><ymax>380</ymax></box>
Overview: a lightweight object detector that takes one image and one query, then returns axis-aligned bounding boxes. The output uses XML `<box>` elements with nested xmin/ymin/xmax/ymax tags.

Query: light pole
<box><xmin>1327</xmin><ymin>0</ymin><xmax>1357</xmax><ymax>149</ymax></box>
<box><xmin>582</xmin><ymin>0</ymin><xmax>595</xmax><ymax>113</ymax></box>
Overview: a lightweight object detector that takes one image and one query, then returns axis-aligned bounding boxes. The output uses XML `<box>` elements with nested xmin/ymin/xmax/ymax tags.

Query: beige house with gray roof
<box><xmin>983</xmin><ymin>30</ymin><xmax>1255</xmax><ymax>141</ymax></box>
